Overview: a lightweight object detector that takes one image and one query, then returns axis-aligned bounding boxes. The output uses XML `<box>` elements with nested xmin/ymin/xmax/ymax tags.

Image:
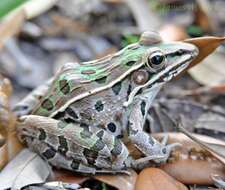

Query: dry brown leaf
<box><xmin>135</xmin><ymin>168</ymin><xmax>188</xmax><ymax>190</ymax></box>
<box><xmin>153</xmin><ymin>133</ymin><xmax>225</xmax><ymax>185</ymax></box>
<box><xmin>177</xmin><ymin>126</ymin><xmax>225</xmax><ymax>165</ymax></box>
<box><xmin>160</xmin><ymin>159</ymin><xmax>225</xmax><ymax>185</ymax></box>
<box><xmin>0</xmin><ymin>76</ymin><xmax>13</xmax><ymax>137</ymax></box>
<box><xmin>53</xmin><ymin>169</ymin><xmax>88</xmax><ymax>184</ymax></box>
<box><xmin>154</xmin><ymin>133</ymin><xmax>225</xmax><ymax>152</ymax></box>
<box><xmin>0</xmin><ymin>75</ymin><xmax>24</xmax><ymax>169</ymax></box>
<box><xmin>0</xmin><ymin>9</ymin><xmax>25</xmax><ymax>50</ymax></box>
<box><xmin>184</xmin><ymin>36</ymin><xmax>225</xmax><ymax>70</ymax></box>
<box><xmin>95</xmin><ymin>169</ymin><xmax>137</xmax><ymax>190</ymax></box>
<box><xmin>0</xmin><ymin>144</ymin><xmax>8</xmax><ymax>170</ymax></box>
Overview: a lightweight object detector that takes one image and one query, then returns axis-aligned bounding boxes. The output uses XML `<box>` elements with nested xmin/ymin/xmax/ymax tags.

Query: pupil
<box><xmin>151</xmin><ymin>55</ymin><xmax>164</xmax><ymax>65</ymax></box>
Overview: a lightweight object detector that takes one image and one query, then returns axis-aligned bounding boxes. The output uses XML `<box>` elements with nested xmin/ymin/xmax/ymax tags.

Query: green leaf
<box><xmin>0</xmin><ymin>0</ymin><xmax>28</xmax><ymax>19</ymax></box>
<box><xmin>121</xmin><ymin>34</ymin><xmax>139</xmax><ymax>47</ymax></box>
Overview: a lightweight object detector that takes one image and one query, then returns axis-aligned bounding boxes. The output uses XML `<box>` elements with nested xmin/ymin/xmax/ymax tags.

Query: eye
<box><xmin>146</xmin><ymin>51</ymin><xmax>166</xmax><ymax>72</ymax></box>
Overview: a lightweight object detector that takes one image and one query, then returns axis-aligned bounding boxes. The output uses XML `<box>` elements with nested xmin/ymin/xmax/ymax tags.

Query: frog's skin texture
<box><xmin>15</xmin><ymin>31</ymin><xmax>198</xmax><ymax>174</ymax></box>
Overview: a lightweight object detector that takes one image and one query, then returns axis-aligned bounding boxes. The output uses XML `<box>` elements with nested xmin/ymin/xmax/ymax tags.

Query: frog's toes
<box><xmin>160</xmin><ymin>134</ymin><xmax>169</xmax><ymax>146</ymax></box>
<box><xmin>157</xmin><ymin>142</ymin><xmax>181</xmax><ymax>162</ymax></box>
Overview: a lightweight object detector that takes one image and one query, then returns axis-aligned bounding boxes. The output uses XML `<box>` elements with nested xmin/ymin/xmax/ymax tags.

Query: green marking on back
<box><xmin>77</xmin><ymin>43</ymin><xmax>150</xmax><ymax>81</ymax></box>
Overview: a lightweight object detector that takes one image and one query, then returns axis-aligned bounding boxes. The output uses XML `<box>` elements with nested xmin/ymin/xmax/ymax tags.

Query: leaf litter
<box><xmin>0</xmin><ymin>0</ymin><xmax>225</xmax><ymax>189</ymax></box>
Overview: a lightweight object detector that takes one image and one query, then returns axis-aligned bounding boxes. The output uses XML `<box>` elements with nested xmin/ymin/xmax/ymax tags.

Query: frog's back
<box><xmin>32</xmin><ymin>43</ymin><xmax>145</xmax><ymax>118</ymax></box>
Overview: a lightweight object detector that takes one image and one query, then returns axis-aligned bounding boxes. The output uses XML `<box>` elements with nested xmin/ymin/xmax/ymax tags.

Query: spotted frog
<box><xmin>15</xmin><ymin>31</ymin><xmax>198</xmax><ymax>174</ymax></box>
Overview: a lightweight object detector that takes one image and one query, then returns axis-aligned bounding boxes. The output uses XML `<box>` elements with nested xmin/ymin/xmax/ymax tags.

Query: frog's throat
<box><xmin>123</xmin><ymin>54</ymin><xmax>192</xmax><ymax>107</ymax></box>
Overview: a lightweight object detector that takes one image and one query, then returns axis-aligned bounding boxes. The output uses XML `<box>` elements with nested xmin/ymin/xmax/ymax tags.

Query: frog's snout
<box><xmin>183</xmin><ymin>42</ymin><xmax>199</xmax><ymax>59</ymax></box>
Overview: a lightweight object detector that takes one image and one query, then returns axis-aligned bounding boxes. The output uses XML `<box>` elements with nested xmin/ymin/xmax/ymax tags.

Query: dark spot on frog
<box><xmin>38</xmin><ymin>128</ymin><xmax>47</xmax><ymax>141</ymax></box>
<box><xmin>96</xmin><ymin>130</ymin><xmax>104</xmax><ymax>138</ymax></box>
<box><xmin>126</xmin><ymin>61</ymin><xmax>136</xmax><ymax>67</ymax></box>
<box><xmin>112</xmin><ymin>81</ymin><xmax>122</xmax><ymax>95</ymax></box>
<box><xmin>162</xmin><ymin>147</ymin><xmax>167</xmax><ymax>154</ymax></box>
<box><xmin>83</xmin><ymin>148</ymin><xmax>97</xmax><ymax>165</ymax></box>
<box><xmin>59</xmin><ymin>79</ymin><xmax>70</xmax><ymax>95</ymax></box>
<box><xmin>140</xmin><ymin>101</ymin><xmax>146</xmax><ymax>116</ymax></box>
<box><xmin>94</xmin><ymin>100</ymin><xmax>104</xmax><ymax>112</ymax></box>
<box><xmin>66</xmin><ymin>107</ymin><xmax>79</xmax><ymax>119</ymax></box>
<box><xmin>58</xmin><ymin>135</ymin><xmax>69</xmax><ymax>154</ymax></box>
<box><xmin>136</xmin><ymin>88</ymin><xmax>143</xmax><ymax>95</ymax></box>
<box><xmin>41</xmin><ymin>98</ymin><xmax>54</xmax><ymax>111</ymax></box>
<box><xmin>54</xmin><ymin>111</ymin><xmax>65</xmax><ymax>120</ymax></box>
<box><xmin>80</xmin><ymin>123</ymin><xmax>89</xmax><ymax>130</ymax></box>
<box><xmin>81</xmin><ymin>69</ymin><xmax>96</xmax><ymax>75</ymax></box>
<box><xmin>127</xmin><ymin>84</ymin><xmax>132</xmax><ymax>97</ymax></box>
<box><xmin>92</xmin><ymin>139</ymin><xmax>105</xmax><ymax>151</ymax></box>
<box><xmin>107</xmin><ymin>122</ymin><xmax>117</xmax><ymax>133</ymax></box>
<box><xmin>42</xmin><ymin>148</ymin><xmax>56</xmax><ymax>159</ymax></box>
<box><xmin>111</xmin><ymin>139</ymin><xmax>122</xmax><ymax>156</ymax></box>
<box><xmin>95</xmin><ymin>76</ymin><xmax>107</xmax><ymax>84</ymax></box>
<box><xmin>80</xmin><ymin>129</ymin><xmax>92</xmax><ymax>139</ymax></box>
<box><xmin>114</xmin><ymin>112</ymin><xmax>122</xmax><ymax>122</ymax></box>
<box><xmin>71</xmin><ymin>160</ymin><xmax>80</xmax><ymax>170</ymax></box>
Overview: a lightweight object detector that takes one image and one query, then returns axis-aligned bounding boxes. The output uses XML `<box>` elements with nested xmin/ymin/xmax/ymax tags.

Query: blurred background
<box><xmin>0</xmin><ymin>0</ymin><xmax>225</xmax><ymax>107</ymax></box>
<box><xmin>0</xmin><ymin>1</ymin><xmax>225</xmax><ymax>189</ymax></box>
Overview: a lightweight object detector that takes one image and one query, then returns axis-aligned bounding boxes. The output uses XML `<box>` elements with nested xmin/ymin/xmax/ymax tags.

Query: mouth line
<box><xmin>159</xmin><ymin>55</ymin><xmax>193</xmax><ymax>82</ymax></box>
<box><xmin>152</xmin><ymin>54</ymin><xmax>193</xmax><ymax>84</ymax></box>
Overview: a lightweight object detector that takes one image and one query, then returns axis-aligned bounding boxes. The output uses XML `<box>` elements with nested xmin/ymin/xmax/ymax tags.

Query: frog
<box><xmin>14</xmin><ymin>31</ymin><xmax>199</xmax><ymax>174</ymax></box>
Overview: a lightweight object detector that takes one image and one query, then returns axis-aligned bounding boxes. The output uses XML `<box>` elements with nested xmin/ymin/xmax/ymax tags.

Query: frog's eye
<box><xmin>146</xmin><ymin>51</ymin><xmax>166</xmax><ymax>72</ymax></box>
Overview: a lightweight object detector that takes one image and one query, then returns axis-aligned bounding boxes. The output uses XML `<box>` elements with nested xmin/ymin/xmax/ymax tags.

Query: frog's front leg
<box><xmin>17</xmin><ymin>115</ymin><xmax>132</xmax><ymax>174</ymax></box>
<box><xmin>127</xmin><ymin>99</ymin><xmax>179</xmax><ymax>167</ymax></box>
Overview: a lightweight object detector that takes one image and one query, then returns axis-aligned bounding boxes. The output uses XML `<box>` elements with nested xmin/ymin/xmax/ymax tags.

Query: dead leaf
<box><xmin>0</xmin><ymin>75</ymin><xmax>24</xmax><ymax>168</ymax></box>
<box><xmin>160</xmin><ymin>159</ymin><xmax>225</xmax><ymax>185</ymax></box>
<box><xmin>177</xmin><ymin>125</ymin><xmax>225</xmax><ymax>165</ymax></box>
<box><xmin>0</xmin><ymin>9</ymin><xmax>25</xmax><ymax>50</ymax></box>
<box><xmin>184</xmin><ymin>36</ymin><xmax>225</xmax><ymax>70</ymax></box>
<box><xmin>95</xmin><ymin>169</ymin><xmax>137</xmax><ymax>190</ymax></box>
<box><xmin>148</xmin><ymin>98</ymin><xmax>225</xmax><ymax>138</ymax></box>
<box><xmin>0</xmin><ymin>75</ymin><xmax>13</xmax><ymax>137</ymax></box>
<box><xmin>0</xmin><ymin>143</ymin><xmax>8</xmax><ymax>170</ymax></box>
<box><xmin>0</xmin><ymin>149</ymin><xmax>51</xmax><ymax>189</ymax></box>
<box><xmin>135</xmin><ymin>168</ymin><xmax>188</xmax><ymax>190</ymax></box>
<box><xmin>153</xmin><ymin>133</ymin><xmax>225</xmax><ymax>185</ymax></box>
<box><xmin>188</xmin><ymin>52</ymin><xmax>225</xmax><ymax>86</ymax></box>
<box><xmin>53</xmin><ymin>169</ymin><xmax>88</xmax><ymax>184</ymax></box>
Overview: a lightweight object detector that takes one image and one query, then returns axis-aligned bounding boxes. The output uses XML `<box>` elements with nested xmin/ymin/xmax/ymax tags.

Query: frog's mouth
<box><xmin>123</xmin><ymin>51</ymin><xmax>198</xmax><ymax>107</ymax></box>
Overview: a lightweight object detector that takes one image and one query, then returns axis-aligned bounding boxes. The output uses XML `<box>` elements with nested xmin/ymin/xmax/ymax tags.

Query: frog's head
<box><xmin>124</xmin><ymin>31</ymin><xmax>199</xmax><ymax>107</ymax></box>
